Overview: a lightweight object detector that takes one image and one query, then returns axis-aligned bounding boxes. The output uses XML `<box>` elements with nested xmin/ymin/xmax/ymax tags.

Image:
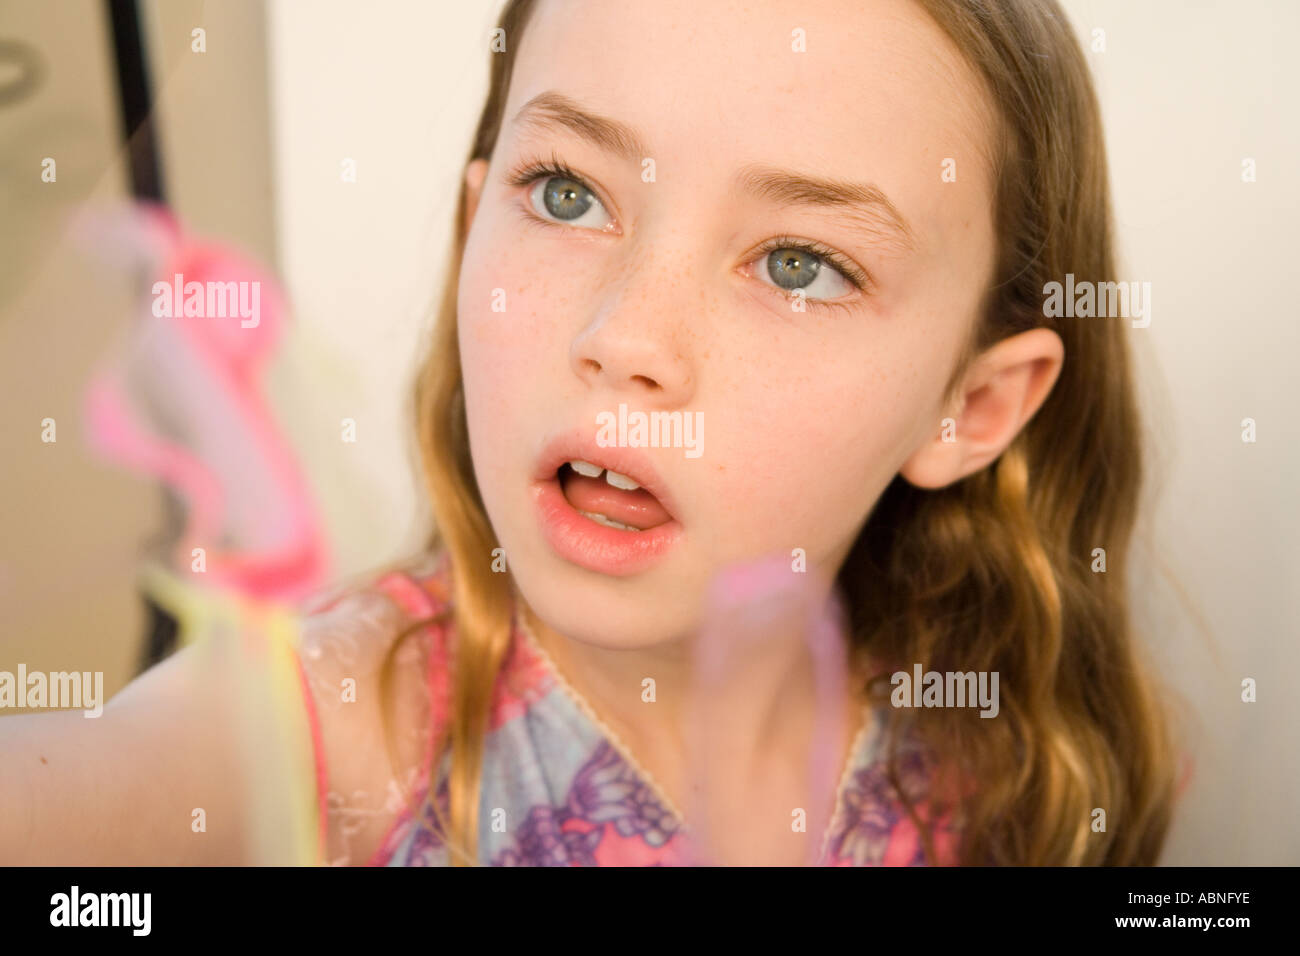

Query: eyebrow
<box><xmin>733</xmin><ymin>164</ymin><xmax>917</xmax><ymax>253</ymax></box>
<box><xmin>513</xmin><ymin>92</ymin><xmax>652</xmax><ymax>165</ymax></box>
<box><xmin>511</xmin><ymin>91</ymin><xmax>918</xmax><ymax>252</ymax></box>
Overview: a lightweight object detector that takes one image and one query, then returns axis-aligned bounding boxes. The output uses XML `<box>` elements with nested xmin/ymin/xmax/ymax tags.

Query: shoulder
<box><xmin>295</xmin><ymin>551</ymin><xmax>452</xmax><ymax>685</ymax></box>
<box><xmin>290</xmin><ymin>551</ymin><xmax>454</xmax><ymax>865</ymax></box>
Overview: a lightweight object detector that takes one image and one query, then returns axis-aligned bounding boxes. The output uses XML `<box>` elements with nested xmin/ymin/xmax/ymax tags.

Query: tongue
<box><xmin>560</xmin><ymin>470</ymin><xmax>672</xmax><ymax>530</ymax></box>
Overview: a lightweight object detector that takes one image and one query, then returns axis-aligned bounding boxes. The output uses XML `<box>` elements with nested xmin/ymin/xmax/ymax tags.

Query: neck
<box><xmin>514</xmin><ymin>586</ymin><xmax>871</xmax><ymax>834</ymax></box>
<box><xmin>517</xmin><ymin>599</ymin><xmax>694</xmax><ymax>753</ymax></box>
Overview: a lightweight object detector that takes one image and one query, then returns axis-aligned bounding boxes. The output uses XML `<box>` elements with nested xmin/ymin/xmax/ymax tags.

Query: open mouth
<box><xmin>556</xmin><ymin>460</ymin><xmax>673</xmax><ymax>532</ymax></box>
<box><xmin>532</xmin><ymin>437</ymin><xmax>684</xmax><ymax>576</ymax></box>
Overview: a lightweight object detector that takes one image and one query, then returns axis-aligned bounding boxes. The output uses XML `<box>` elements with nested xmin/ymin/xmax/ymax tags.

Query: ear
<box><xmin>899</xmin><ymin>327</ymin><xmax>1064</xmax><ymax>489</ymax></box>
<box><xmin>463</xmin><ymin>159</ymin><xmax>489</xmax><ymax>234</ymax></box>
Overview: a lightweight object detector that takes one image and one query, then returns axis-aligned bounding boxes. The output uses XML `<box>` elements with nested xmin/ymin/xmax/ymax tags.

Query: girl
<box><xmin>1</xmin><ymin>0</ymin><xmax>1181</xmax><ymax>866</ymax></box>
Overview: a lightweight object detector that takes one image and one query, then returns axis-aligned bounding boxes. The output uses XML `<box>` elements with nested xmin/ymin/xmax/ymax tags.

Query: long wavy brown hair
<box><xmin>385</xmin><ymin>0</ymin><xmax>1182</xmax><ymax>866</ymax></box>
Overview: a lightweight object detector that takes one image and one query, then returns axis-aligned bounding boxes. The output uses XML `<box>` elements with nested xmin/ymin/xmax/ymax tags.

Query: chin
<box><xmin>507</xmin><ymin>537</ymin><xmax>704</xmax><ymax>650</ymax></box>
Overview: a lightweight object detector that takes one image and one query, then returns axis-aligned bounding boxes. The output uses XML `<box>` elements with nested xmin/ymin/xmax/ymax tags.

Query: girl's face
<box><xmin>458</xmin><ymin>0</ymin><xmax>1000</xmax><ymax>649</ymax></box>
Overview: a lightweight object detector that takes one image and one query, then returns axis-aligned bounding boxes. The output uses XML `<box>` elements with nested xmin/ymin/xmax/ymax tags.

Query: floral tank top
<box><xmin>291</xmin><ymin>553</ymin><xmax>960</xmax><ymax>866</ymax></box>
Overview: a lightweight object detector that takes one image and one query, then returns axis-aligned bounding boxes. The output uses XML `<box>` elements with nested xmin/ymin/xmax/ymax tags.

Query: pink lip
<box><xmin>531</xmin><ymin>430</ymin><xmax>685</xmax><ymax>577</ymax></box>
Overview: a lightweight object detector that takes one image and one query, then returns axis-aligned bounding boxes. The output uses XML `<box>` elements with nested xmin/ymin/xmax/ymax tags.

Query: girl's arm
<box><xmin>0</xmin><ymin>643</ymin><xmax>257</xmax><ymax>865</ymax></box>
<box><xmin>1</xmin><ymin>574</ymin><xmax>433</xmax><ymax>867</ymax></box>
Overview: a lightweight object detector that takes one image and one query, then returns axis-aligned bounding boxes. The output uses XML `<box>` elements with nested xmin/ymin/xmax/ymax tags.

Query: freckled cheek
<box><xmin>704</xmin><ymin>367</ymin><xmax>925</xmax><ymax>551</ymax></box>
<box><xmin>457</xmin><ymin>230</ymin><xmax>563</xmax><ymax>391</ymax></box>
<box><xmin>455</xmin><ymin>233</ymin><xmax>562</xmax><ymax>482</ymax></box>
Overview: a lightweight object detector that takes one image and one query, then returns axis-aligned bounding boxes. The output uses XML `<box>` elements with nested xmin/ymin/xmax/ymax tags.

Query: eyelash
<box><xmin>505</xmin><ymin>152</ymin><xmax>594</xmax><ymax>202</ymax></box>
<box><xmin>503</xmin><ymin>153</ymin><xmax>873</xmax><ymax>306</ymax></box>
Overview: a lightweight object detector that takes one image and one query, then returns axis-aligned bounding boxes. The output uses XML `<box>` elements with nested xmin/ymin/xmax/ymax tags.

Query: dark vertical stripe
<box><xmin>107</xmin><ymin>0</ymin><xmax>179</xmax><ymax>668</ymax></box>
<box><xmin>106</xmin><ymin>0</ymin><xmax>165</xmax><ymax>202</ymax></box>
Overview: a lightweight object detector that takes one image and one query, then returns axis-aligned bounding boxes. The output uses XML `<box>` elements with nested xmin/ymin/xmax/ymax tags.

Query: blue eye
<box><xmin>527</xmin><ymin>175</ymin><xmax>613</xmax><ymax>231</ymax></box>
<box><xmin>541</xmin><ymin>177</ymin><xmax>592</xmax><ymax>219</ymax></box>
<box><xmin>755</xmin><ymin>244</ymin><xmax>855</xmax><ymax>300</ymax></box>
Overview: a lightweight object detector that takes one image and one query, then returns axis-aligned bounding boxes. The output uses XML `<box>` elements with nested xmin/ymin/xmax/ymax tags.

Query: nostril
<box><xmin>631</xmin><ymin>374</ymin><xmax>661</xmax><ymax>390</ymax></box>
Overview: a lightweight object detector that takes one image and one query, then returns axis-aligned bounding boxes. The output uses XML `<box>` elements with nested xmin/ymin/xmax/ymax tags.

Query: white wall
<box><xmin>1076</xmin><ymin>0</ymin><xmax>1300</xmax><ymax>865</ymax></box>
<box><xmin>265</xmin><ymin>0</ymin><xmax>501</xmax><ymax>576</ymax></box>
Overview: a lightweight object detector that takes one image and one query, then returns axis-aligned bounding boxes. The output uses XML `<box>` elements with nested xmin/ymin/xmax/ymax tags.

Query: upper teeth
<box><xmin>567</xmin><ymin>460</ymin><xmax>641</xmax><ymax>491</ymax></box>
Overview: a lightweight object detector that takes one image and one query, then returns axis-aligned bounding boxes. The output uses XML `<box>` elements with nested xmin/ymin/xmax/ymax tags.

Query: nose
<box><xmin>569</xmin><ymin>248</ymin><xmax>698</xmax><ymax>406</ymax></box>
